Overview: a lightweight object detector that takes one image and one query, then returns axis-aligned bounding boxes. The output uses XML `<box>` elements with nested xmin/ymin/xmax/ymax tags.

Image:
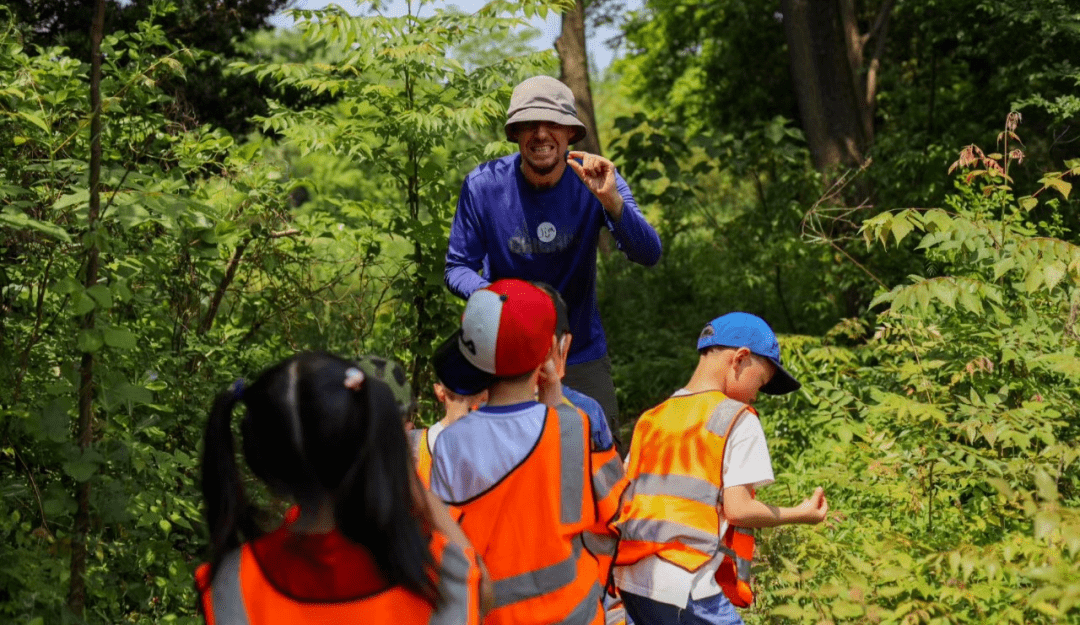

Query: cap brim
<box><xmin>760</xmin><ymin>360</ymin><xmax>801</xmax><ymax>396</ymax></box>
<box><xmin>505</xmin><ymin>110</ymin><xmax>587</xmax><ymax>144</ymax></box>
<box><xmin>432</xmin><ymin>332</ymin><xmax>497</xmax><ymax>396</ymax></box>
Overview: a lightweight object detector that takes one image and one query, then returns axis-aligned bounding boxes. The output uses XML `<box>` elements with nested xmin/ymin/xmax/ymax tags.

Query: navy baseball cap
<box><xmin>432</xmin><ymin>331</ymin><xmax>497</xmax><ymax>396</ymax></box>
<box><xmin>697</xmin><ymin>312</ymin><xmax>801</xmax><ymax>395</ymax></box>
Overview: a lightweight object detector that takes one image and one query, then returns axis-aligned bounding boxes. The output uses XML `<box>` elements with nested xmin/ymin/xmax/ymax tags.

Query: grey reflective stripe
<box><xmin>556</xmin><ymin>404</ymin><xmax>585</xmax><ymax>524</ymax></box>
<box><xmin>620</xmin><ymin>518</ymin><xmax>718</xmax><ymax>553</ymax></box>
<box><xmin>211</xmin><ymin>550</ymin><xmax>250</xmax><ymax>625</ymax></box>
<box><xmin>591</xmin><ymin>455</ymin><xmax>624</xmax><ymax>501</ymax></box>
<box><xmin>493</xmin><ymin>535</ymin><xmax>583</xmax><ymax>608</ymax></box>
<box><xmin>556</xmin><ymin>581</ymin><xmax>604</xmax><ymax>625</ymax></box>
<box><xmin>705</xmin><ymin>399</ymin><xmax>749</xmax><ymax>437</ymax></box>
<box><xmin>430</xmin><ymin>541</ymin><xmax>473</xmax><ymax>625</ymax></box>
<box><xmin>605</xmin><ymin>602</ymin><xmax>626</xmax><ymax>625</ymax></box>
<box><xmin>408</xmin><ymin>428</ymin><xmax>425</xmax><ymax>460</ymax></box>
<box><xmin>581</xmin><ymin>531</ymin><xmax>617</xmax><ymax>556</ymax></box>
<box><xmin>734</xmin><ymin>527</ymin><xmax>753</xmax><ymax>536</ymax></box>
<box><xmin>718</xmin><ymin>534</ymin><xmax>755</xmax><ymax>581</ymax></box>
<box><xmin>630</xmin><ymin>473</ymin><xmax>719</xmax><ymax>506</ymax></box>
<box><xmin>737</xmin><ymin>555</ymin><xmax>752</xmax><ymax>581</ymax></box>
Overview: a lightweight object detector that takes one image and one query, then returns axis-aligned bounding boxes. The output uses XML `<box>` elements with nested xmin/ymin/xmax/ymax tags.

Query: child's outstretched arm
<box><xmin>722</xmin><ymin>485</ymin><xmax>828</xmax><ymax>528</ymax></box>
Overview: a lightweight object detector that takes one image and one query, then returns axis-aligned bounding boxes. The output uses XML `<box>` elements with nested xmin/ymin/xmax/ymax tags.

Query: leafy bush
<box><xmin>745</xmin><ymin>115</ymin><xmax>1080</xmax><ymax>624</ymax></box>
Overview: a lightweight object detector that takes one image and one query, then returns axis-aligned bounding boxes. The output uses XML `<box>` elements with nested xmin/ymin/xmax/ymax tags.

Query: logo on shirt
<box><xmin>508</xmin><ymin>223</ymin><xmax>576</xmax><ymax>255</ymax></box>
<box><xmin>537</xmin><ymin>222</ymin><xmax>557</xmax><ymax>243</ymax></box>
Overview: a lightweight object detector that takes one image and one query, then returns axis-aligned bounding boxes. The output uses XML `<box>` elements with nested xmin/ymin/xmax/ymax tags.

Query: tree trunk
<box><xmin>555</xmin><ymin>0</ymin><xmax>602</xmax><ymax>157</ymax></box>
<box><xmin>68</xmin><ymin>0</ymin><xmax>106</xmax><ymax>616</ymax></box>
<box><xmin>781</xmin><ymin>0</ymin><xmax>894</xmax><ymax>172</ymax></box>
<box><xmin>555</xmin><ymin>0</ymin><xmax>612</xmax><ymax>253</ymax></box>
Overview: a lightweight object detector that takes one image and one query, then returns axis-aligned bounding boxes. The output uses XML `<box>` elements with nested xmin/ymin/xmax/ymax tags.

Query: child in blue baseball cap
<box><xmin>612</xmin><ymin>312</ymin><xmax>828</xmax><ymax>625</ymax></box>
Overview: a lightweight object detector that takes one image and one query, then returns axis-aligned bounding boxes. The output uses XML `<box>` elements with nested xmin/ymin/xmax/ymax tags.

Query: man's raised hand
<box><xmin>567</xmin><ymin>151</ymin><xmax>624</xmax><ymax>220</ymax></box>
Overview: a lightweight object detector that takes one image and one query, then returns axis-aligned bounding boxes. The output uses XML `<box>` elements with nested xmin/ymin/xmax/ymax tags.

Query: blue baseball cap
<box><xmin>696</xmin><ymin>312</ymin><xmax>801</xmax><ymax>395</ymax></box>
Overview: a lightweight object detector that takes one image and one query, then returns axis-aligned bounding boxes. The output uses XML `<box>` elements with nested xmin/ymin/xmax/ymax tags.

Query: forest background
<box><xmin>1</xmin><ymin>0</ymin><xmax>1079</xmax><ymax>623</ymax></box>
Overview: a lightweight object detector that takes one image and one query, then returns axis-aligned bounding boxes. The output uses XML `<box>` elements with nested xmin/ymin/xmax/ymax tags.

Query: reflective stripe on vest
<box><xmin>431</xmin><ymin>540</ymin><xmax>474</xmax><ymax>625</ymax></box>
<box><xmin>591</xmin><ymin>454</ymin><xmax>623</xmax><ymax>502</ymax></box>
<box><xmin>210</xmin><ymin>550</ymin><xmax>248</xmax><ymax>625</ymax></box>
<box><xmin>619</xmin><ymin>517</ymin><xmax>718</xmax><ymax>554</ymax></box>
<box><xmin>705</xmin><ymin>399</ymin><xmax>747</xmax><ymax>437</ymax></box>
<box><xmin>493</xmin><ymin>534</ymin><xmax>584</xmax><ymax>608</ymax></box>
<box><xmin>556</xmin><ymin>403</ymin><xmax>585</xmax><ymax>525</ymax></box>
<box><xmin>629</xmin><ymin>473</ymin><xmax>720</xmax><ymax>506</ymax></box>
<box><xmin>715</xmin><ymin>525</ymin><xmax>755</xmax><ymax>607</ymax></box>
<box><xmin>581</xmin><ymin>531</ymin><xmax>617</xmax><ymax>557</ymax></box>
<box><xmin>204</xmin><ymin>533</ymin><xmax>477</xmax><ymax>625</ymax></box>
<box><xmin>557</xmin><ymin>581</ymin><xmax>604</xmax><ymax>625</ymax></box>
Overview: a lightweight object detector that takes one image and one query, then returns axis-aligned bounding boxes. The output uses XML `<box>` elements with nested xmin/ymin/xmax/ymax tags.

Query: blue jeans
<box><xmin>621</xmin><ymin>591</ymin><xmax>744</xmax><ymax>625</ymax></box>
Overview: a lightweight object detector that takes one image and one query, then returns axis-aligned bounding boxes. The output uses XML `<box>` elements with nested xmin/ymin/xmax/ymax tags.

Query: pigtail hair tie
<box><xmin>343</xmin><ymin>367</ymin><xmax>365</xmax><ymax>390</ymax></box>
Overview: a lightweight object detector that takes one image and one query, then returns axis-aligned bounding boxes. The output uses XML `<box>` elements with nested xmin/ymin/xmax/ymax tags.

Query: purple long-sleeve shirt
<box><xmin>444</xmin><ymin>153</ymin><xmax>662</xmax><ymax>365</ymax></box>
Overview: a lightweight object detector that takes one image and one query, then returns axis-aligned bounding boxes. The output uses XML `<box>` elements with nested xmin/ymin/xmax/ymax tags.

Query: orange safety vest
<box><xmin>195</xmin><ymin>530</ymin><xmax>481</xmax><ymax>625</ymax></box>
<box><xmin>614</xmin><ymin>392</ymin><xmax>757</xmax><ymax>607</ymax></box>
<box><xmin>451</xmin><ymin>403</ymin><xmax>606</xmax><ymax>625</ymax></box>
<box><xmin>415</xmin><ymin>428</ymin><xmax>433</xmax><ymax>488</ymax></box>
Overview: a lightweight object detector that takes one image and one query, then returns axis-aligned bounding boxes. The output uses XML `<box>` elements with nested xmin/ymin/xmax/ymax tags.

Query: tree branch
<box><xmin>861</xmin><ymin>0</ymin><xmax>897</xmax><ymax>48</ymax></box>
<box><xmin>197</xmin><ymin>237</ymin><xmax>251</xmax><ymax>336</ymax></box>
<box><xmin>864</xmin><ymin>0</ymin><xmax>896</xmax><ymax>110</ymax></box>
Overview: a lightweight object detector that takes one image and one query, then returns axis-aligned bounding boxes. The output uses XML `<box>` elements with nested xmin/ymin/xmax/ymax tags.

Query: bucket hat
<box><xmin>504</xmin><ymin>76</ymin><xmax>587</xmax><ymax>144</ymax></box>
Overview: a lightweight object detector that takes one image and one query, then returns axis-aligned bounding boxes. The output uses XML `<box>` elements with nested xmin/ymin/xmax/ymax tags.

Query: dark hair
<box><xmin>533</xmin><ymin>282</ymin><xmax>570</xmax><ymax>338</ymax></box>
<box><xmin>201</xmin><ymin>352</ymin><xmax>436</xmax><ymax>601</ymax></box>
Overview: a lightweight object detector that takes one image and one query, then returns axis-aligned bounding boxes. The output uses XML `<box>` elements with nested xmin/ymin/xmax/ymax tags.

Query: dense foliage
<box><xmin>1</xmin><ymin>0</ymin><xmax>1078</xmax><ymax>623</ymax></box>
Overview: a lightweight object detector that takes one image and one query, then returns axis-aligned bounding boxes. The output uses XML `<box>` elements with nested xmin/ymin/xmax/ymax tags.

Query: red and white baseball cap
<box><xmin>433</xmin><ymin>279</ymin><xmax>557</xmax><ymax>394</ymax></box>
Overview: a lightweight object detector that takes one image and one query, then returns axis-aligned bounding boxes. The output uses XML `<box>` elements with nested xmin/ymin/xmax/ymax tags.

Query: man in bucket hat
<box><xmin>444</xmin><ymin>75</ymin><xmax>662</xmax><ymax>455</ymax></box>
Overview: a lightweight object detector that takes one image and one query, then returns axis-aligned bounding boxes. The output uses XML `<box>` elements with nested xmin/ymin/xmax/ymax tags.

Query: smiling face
<box><xmin>512</xmin><ymin>121</ymin><xmax>572</xmax><ymax>186</ymax></box>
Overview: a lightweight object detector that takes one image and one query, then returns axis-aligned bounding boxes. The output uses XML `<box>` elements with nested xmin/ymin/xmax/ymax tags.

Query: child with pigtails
<box><xmin>195</xmin><ymin>351</ymin><xmax>491</xmax><ymax>624</ymax></box>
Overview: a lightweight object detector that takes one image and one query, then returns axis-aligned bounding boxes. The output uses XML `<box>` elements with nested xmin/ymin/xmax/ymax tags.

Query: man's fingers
<box><xmin>566</xmin><ymin>158</ymin><xmax>587</xmax><ymax>180</ymax></box>
<box><xmin>567</xmin><ymin>150</ymin><xmax>588</xmax><ymax>160</ymax></box>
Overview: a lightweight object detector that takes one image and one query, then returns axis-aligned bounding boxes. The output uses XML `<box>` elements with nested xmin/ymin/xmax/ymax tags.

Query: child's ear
<box><xmin>560</xmin><ymin>333</ymin><xmax>573</xmax><ymax>357</ymax></box>
<box><xmin>733</xmin><ymin>347</ymin><xmax>753</xmax><ymax>368</ymax></box>
<box><xmin>433</xmin><ymin>383</ymin><xmax>448</xmax><ymax>403</ymax></box>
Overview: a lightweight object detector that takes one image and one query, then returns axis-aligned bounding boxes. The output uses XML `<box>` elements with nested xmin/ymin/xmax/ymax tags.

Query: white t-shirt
<box><xmin>427</xmin><ymin>420</ymin><xmax>447</xmax><ymax>453</ymax></box>
<box><xmin>430</xmin><ymin>402</ymin><xmax>547</xmax><ymax>503</ymax></box>
<box><xmin>614</xmin><ymin>389</ymin><xmax>775</xmax><ymax>608</ymax></box>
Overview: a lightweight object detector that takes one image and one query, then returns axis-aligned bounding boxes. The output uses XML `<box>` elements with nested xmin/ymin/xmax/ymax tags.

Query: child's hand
<box><xmin>796</xmin><ymin>486</ymin><xmax>829</xmax><ymax>524</ymax></box>
<box><xmin>537</xmin><ymin>357</ymin><xmax>562</xmax><ymax>408</ymax></box>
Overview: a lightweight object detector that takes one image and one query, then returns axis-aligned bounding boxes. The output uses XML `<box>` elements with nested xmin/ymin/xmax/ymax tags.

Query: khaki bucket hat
<box><xmin>504</xmin><ymin>76</ymin><xmax>587</xmax><ymax>144</ymax></box>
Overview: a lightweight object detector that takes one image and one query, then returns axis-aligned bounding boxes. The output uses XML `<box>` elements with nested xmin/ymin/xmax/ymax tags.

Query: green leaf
<box><xmin>1019</xmin><ymin>196</ymin><xmax>1038</xmax><ymax>211</ymax></box>
<box><xmin>53</xmin><ymin>190</ymin><xmax>89</xmax><ymax>210</ymax></box>
<box><xmin>63</xmin><ymin>448</ymin><xmax>103</xmax><ymax>482</ymax></box>
<box><xmin>103</xmin><ymin>327</ymin><xmax>138</xmax><ymax>349</ymax></box>
<box><xmin>51</xmin><ymin>276</ymin><xmax>83</xmax><ymax>295</ymax></box>
<box><xmin>110</xmin><ymin>382</ymin><xmax>153</xmax><ymax>405</ymax></box>
<box><xmin>86</xmin><ymin>284</ymin><xmax>113</xmax><ymax>309</ymax></box>
<box><xmin>37</xmin><ymin>399</ymin><xmax>73</xmax><ymax>443</ymax></box>
<box><xmin>891</xmin><ymin>212</ymin><xmax>916</xmax><ymax>245</ymax></box>
<box><xmin>1041</xmin><ymin>176</ymin><xmax>1072</xmax><ymax>199</ymax></box>
<box><xmin>771</xmin><ymin>604</ymin><xmax>810</xmax><ymax>619</ymax></box>
<box><xmin>73</xmin><ymin>291</ymin><xmax>96</xmax><ymax>315</ymax></box>
<box><xmin>0</xmin><ymin>207</ymin><xmax>72</xmax><ymax>243</ymax></box>
<box><xmin>18</xmin><ymin>111</ymin><xmax>50</xmax><ymax>132</ymax></box>
<box><xmin>1043</xmin><ymin>262</ymin><xmax>1067</xmax><ymax>291</ymax></box>
<box><xmin>77</xmin><ymin>329</ymin><xmax>104</xmax><ymax>353</ymax></box>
